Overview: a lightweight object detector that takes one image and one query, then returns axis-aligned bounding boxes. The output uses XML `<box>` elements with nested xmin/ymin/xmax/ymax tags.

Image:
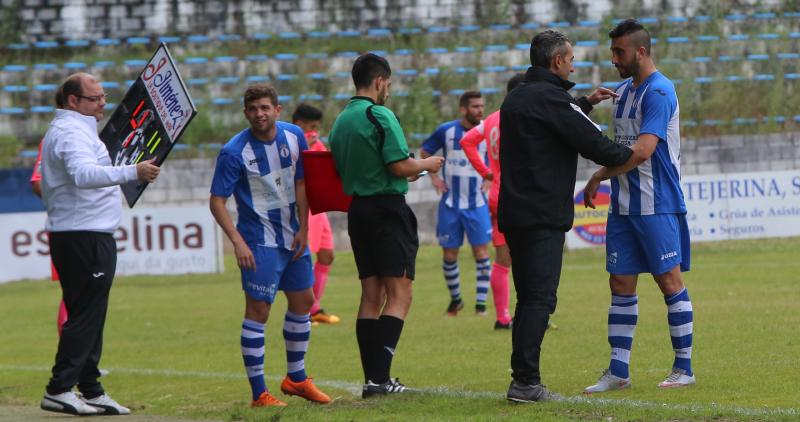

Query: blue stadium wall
<box><xmin>0</xmin><ymin>168</ymin><xmax>45</xmax><ymax>213</ymax></box>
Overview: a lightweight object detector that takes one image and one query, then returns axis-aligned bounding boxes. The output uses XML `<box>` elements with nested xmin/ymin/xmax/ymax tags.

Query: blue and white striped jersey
<box><xmin>211</xmin><ymin>122</ymin><xmax>308</xmax><ymax>250</ymax></box>
<box><xmin>422</xmin><ymin>120</ymin><xmax>487</xmax><ymax>209</ymax></box>
<box><xmin>611</xmin><ymin>71</ymin><xmax>686</xmax><ymax>215</ymax></box>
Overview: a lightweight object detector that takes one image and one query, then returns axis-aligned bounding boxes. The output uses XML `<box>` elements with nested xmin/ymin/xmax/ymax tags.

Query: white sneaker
<box><xmin>81</xmin><ymin>393</ymin><xmax>131</xmax><ymax>415</ymax></box>
<box><xmin>657</xmin><ymin>368</ymin><xmax>696</xmax><ymax>388</ymax></box>
<box><xmin>583</xmin><ymin>369</ymin><xmax>631</xmax><ymax>394</ymax></box>
<box><xmin>41</xmin><ymin>391</ymin><xmax>100</xmax><ymax>415</ymax></box>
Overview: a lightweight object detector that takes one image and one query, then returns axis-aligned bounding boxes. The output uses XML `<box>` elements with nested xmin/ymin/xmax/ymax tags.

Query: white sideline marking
<box><xmin>2</xmin><ymin>364</ymin><xmax>796</xmax><ymax>418</ymax></box>
<box><xmin>563</xmin><ymin>261</ymin><xmax>800</xmax><ymax>270</ymax></box>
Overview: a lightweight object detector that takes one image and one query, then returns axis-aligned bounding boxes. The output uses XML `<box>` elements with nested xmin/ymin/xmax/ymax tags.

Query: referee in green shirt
<box><xmin>329</xmin><ymin>53</ymin><xmax>443</xmax><ymax>398</ymax></box>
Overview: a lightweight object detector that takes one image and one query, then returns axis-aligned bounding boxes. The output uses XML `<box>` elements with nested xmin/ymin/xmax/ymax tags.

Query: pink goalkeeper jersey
<box><xmin>460</xmin><ymin>110</ymin><xmax>501</xmax><ymax>210</ymax></box>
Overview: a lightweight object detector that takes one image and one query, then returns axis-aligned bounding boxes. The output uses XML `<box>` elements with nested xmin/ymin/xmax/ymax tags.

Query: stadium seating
<box><xmin>3</xmin><ymin>11</ymin><xmax>800</xmax><ymax>154</ymax></box>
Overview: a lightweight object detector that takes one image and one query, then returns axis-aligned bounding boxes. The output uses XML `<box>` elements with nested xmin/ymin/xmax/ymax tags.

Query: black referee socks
<box><xmin>374</xmin><ymin>315</ymin><xmax>405</xmax><ymax>384</ymax></box>
<box><xmin>356</xmin><ymin>318</ymin><xmax>380</xmax><ymax>383</ymax></box>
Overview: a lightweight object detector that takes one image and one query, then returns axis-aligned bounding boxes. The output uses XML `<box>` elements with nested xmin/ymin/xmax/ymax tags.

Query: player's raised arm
<box><xmin>583</xmin><ymin>133</ymin><xmax>659</xmax><ymax>208</ymax></box>
<box><xmin>459</xmin><ymin>122</ymin><xmax>491</xmax><ymax>180</ymax></box>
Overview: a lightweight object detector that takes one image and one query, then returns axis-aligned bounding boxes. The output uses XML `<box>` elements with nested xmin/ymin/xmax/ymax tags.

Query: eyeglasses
<box><xmin>76</xmin><ymin>93</ymin><xmax>106</xmax><ymax>102</ymax></box>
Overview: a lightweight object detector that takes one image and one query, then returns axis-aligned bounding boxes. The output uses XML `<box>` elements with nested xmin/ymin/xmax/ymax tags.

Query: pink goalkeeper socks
<box><xmin>310</xmin><ymin>263</ymin><xmax>331</xmax><ymax>315</ymax></box>
<box><xmin>490</xmin><ymin>263</ymin><xmax>511</xmax><ymax>324</ymax></box>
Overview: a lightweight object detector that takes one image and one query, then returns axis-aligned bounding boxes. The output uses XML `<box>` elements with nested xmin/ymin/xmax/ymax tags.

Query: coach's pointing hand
<box><xmin>587</xmin><ymin>87</ymin><xmax>619</xmax><ymax>105</ymax></box>
<box><xmin>136</xmin><ymin>158</ymin><xmax>160</xmax><ymax>182</ymax></box>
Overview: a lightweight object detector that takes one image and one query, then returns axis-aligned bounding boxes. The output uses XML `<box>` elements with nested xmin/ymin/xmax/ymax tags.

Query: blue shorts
<box><xmin>436</xmin><ymin>202</ymin><xmax>492</xmax><ymax>248</ymax></box>
<box><xmin>606</xmin><ymin>213</ymin><xmax>691</xmax><ymax>275</ymax></box>
<box><xmin>241</xmin><ymin>245</ymin><xmax>313</xmax><ymax>303</ymax></box>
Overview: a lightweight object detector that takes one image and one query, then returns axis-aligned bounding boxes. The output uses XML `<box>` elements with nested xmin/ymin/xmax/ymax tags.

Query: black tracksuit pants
<box><xmin>505</xmin><ymin>227</ymin><xmax>565</xmax><ymax>386</ymax></box>
<box><xmin>46</xmin><ymin>231</ymin><xmax>116</xmax><ymax>398</ymax></box>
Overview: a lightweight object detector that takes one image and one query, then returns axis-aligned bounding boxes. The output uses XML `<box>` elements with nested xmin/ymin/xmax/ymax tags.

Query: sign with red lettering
<box><xmin>0</xmin><ymin>207</ymin><xmax>223</xmax><ymax>284</ymax></box>
<box><xmin>100</xmin><ymin>43</ymin><xmax>197</xmax><ymax>207</ymax></box>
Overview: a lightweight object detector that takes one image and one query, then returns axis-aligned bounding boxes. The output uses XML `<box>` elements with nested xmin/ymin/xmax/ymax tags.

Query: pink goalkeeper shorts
<box><xmin>308</xmin><ymin>212</ymin><xmax>334</xmax><ymax>253</ymax></box>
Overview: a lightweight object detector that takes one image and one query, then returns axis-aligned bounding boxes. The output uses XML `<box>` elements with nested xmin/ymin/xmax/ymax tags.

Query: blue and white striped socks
<box><xmin>665</xmin><ymin>288</ymin><xmax>693</xmax><ymax>375</ymax></box>
<box><xmin>443</xmin><ymin>260</ymin><xmax>461</xmax><ymax>301</ymax></box>
<box><xmin>241</xmin><ymin>318</ymin><xmax>266</xmax><ymax>400</ymax></box>
<box><xmin>283</xmin><ymin>311</ymin><xmax>311</xmax><ymax>382</ymax></box>
<box><xmin>475</xmin><ymin>258</ymin><xmax>491</xmax><ymax>306</ymax></box>
<box><xmin>608</xmin><ymin>294</ymin><xmax>638</xmax><ymax>379</ymax></box>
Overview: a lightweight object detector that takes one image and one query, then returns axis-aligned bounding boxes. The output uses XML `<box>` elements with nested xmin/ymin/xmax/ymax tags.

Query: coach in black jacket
<box><xmin>498</xmin><ymin>30</ymin><xmax>638</xmax><ymax>402</ymax></box>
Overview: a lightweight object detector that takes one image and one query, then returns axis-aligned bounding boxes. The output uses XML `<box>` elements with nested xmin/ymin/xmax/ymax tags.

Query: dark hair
<box><xmin>351</xmin><ymin>53</ymin><xmax>392</xmax><ymax>90</ymax></box>
<box><xmin>243</xmin><ymin>84</ymin><xmax>279</xmax><ymax>107</ymax></box>
<box><xmin>529</xmin><ymin>30</ymin><xmax>571</xmax><ymax>68</ymax></box>
<box><xmin>609</xmin><ymin>19</ymin><xmax>651</xmax><ymax>55</ymax></box>
<box><xmin>506</xmin><ymin>73</ymin><xmax>525</xmax><ymax>93</ymax></box>
<box><xmin>458</xmin><ymin>90</ymin><xmax>482</xmax><ymax>108</ymax></box>
<box><xmin>292</xmin><ymin>103</ymin><xmax>323</xmax><ymax>123</ymax></box>
<box><xmin>55</xmin><ymin>74</ymin><xmax>85</xmax><ymax>108</ymax></box>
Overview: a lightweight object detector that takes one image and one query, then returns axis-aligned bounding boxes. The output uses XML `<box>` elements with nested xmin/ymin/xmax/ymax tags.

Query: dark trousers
<box><xmin>46</xmin><ymin>231</ymin><xmax>117</xmax><ymax>397</ymax></box>
<box><xmin>505</xmin><ymin>227</ymin><xmax>565</xmax><ymax>385</ymax></box>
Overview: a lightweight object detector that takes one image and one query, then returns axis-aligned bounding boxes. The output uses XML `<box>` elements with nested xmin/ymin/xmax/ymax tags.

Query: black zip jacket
<box><xmin>498</xmin><ymin>66</ymin><xmax>633</xmax><ymax>232</ymax></box>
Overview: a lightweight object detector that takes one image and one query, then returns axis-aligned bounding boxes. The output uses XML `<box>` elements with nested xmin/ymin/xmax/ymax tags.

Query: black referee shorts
<box><xmin>347</xmin><ymin>194</ymin><xmax>418</xmax><ymax>280</ymax></box>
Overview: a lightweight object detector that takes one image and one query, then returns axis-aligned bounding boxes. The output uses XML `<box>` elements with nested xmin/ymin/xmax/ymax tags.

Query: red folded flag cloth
<box><xmin>302</xmin><ymin>150</ymin><xmax>352</xmax><ymax>214</ymax></box>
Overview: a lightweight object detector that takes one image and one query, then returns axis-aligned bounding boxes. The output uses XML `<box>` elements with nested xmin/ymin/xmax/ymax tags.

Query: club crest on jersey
<box><xmin>279</xmin><ymin>145</ymin><xmax>290</xmax><ymax>158</ymax></box>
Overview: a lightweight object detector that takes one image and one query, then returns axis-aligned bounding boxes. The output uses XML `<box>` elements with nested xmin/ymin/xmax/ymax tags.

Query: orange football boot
<box><xmin>280</xmin><ymin>376</ymin><xmax>332</xmax><ymax>404</ymax></box>
<box><xmin>251</xmin><ymin>391</ymin><xmax>287</xmax><ymax>407</ymax></box>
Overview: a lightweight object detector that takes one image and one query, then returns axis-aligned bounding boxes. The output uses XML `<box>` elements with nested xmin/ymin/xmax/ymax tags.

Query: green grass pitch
<box><xmin>1</xmin><ymin>238</ymin><xmax>798</xmax><ymax>421</ymax></box>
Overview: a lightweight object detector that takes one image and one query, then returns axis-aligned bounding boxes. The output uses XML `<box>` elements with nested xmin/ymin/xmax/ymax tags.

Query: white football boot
<box><xmin>584</xmin><ymin>369</ymin><xmax>631</xmax><ymax>394</ymax></box>
<box><xmin>657</xmin><ymin>368</ymin><xmax>696</xmax><ymax>388</ymax></box>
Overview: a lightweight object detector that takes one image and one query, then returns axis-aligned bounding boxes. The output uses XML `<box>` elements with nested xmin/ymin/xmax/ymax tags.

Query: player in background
<box><xmin>210</xmin><ymin>85</ymin><xmax>331</xmax><ymax>407</ymax></box>
<box><xmin>582</xmin><ymin>19</ymin><xmax>694</xmax><ymax>393</ymax></box>
<box><xmin>291</xmin><ymin>104</ymin><xmax>340</xmax><ymax>326</ymax></box>
<box><xmin>30</xmin><ymin>139</ymin><xmax>68</xmax><ymax>336</ymax></box>
<box><xmin>421</xmin><ymin>91</ymin><xmax>495</xmax><ymax>319</ymax></box>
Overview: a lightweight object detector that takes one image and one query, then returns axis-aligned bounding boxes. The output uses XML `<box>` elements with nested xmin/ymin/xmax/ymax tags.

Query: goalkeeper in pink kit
<box><xmin>292</xmin><ymin>104</ymin><xmax>340</xmax><ymax>325</ymax></box>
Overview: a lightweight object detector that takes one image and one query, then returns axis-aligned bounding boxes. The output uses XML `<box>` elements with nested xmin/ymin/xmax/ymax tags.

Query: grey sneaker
<box><xmin>657</xmin><ymin>368</ymin><xmax>696</xmax><ymax>388</ymax></box>
<box><xmin>583</xmin><ymin>369</ymin><xmax>631</xmax><ymax>394</ymax></box>
<box><xmin>81</xmin><ymin>393</ymin><xmax>131</xmax><ymax>415</ymax></box>
<box><xmin>506</xmin><ymin>380</ymin><xmax>559</xmax><ymax>403</ymax></box>
<box><xmin>41</xmin><ymin>391</ymin><xmax>100</xmax><ymax>415</ymax></box>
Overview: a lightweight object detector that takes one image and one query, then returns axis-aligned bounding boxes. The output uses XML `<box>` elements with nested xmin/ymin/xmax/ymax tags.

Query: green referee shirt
<box><xmin>329</xmin><ymin>96</ymin><xmax>411</xmax><ymax>196</ymax></box>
